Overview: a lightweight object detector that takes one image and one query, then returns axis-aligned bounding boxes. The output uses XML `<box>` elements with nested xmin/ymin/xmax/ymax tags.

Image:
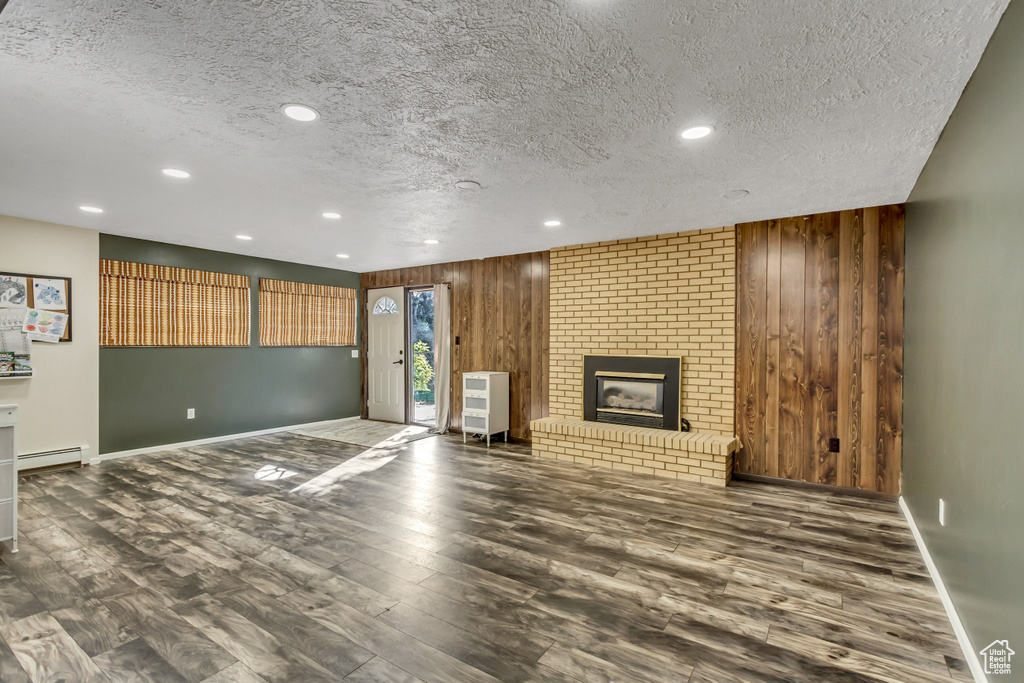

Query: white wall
<box><xmin>0</xmin><ymin>215</ymin><xmax>98</xmax><ymax>455</ymax></box>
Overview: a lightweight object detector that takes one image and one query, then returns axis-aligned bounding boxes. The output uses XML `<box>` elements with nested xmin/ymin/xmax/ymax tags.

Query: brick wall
<box><xmin>548</xmin><ymin>226</ymin><xmax>736</xmax><ymax>436</ymax></box>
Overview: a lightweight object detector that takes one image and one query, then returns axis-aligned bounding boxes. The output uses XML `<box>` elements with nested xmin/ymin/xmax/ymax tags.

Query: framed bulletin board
<box><xmin>0</xmin><ymin>272</ymin><xmax>73</xmax><ymax>342</ymax></box>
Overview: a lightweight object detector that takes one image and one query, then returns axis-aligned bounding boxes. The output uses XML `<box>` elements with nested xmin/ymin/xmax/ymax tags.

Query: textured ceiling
<box><xmin>0</xmin><ymin>0</ymin><xmax>1009</xmax><ymax>271</ymax></box>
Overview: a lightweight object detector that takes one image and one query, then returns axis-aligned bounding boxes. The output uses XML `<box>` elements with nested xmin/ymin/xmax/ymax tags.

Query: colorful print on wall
<box><xmin>0</xmin><ymin>276</ymin><xmax>28</xmax><ymax>308</ymax></box>
<box><xmin>32</xmin><ymin>278</ymin><xmax>67</xmax><ymax>310</ymax></box>
<box><xmin>23</xmin><ymin>308</ymin><xmax>69</xmax><ymax>343</ymax></box>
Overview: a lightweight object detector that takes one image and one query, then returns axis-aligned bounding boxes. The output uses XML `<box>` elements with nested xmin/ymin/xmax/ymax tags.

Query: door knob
<box><xmin>393</xmin><ymin>359</ymin><xmax>404</xmax><ymax>365</ymax></box>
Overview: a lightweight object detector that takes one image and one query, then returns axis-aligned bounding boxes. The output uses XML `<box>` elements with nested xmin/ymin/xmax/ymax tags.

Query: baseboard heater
<box><xmin>18</xmin><ymin>445</ymin><xmax>89</xmax><ymax>472</ymax></box>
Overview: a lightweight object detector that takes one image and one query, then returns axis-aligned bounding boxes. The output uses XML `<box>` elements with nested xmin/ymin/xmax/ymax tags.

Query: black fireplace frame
<box><xmin>582</xmin><ymin>355</ymin><xmax>683</xmax><ymax>431</ymax></box>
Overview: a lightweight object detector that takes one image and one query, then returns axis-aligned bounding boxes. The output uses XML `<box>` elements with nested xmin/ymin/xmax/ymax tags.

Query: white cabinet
<box><xmin>0</xmin><ymin>405</ymin><xmax>17</xmax><ymax>552</ymax></box>
<box><xmin>462</xmin><ymin>372</ymin><xmax>509</xmax><ymax>447</ymax></box>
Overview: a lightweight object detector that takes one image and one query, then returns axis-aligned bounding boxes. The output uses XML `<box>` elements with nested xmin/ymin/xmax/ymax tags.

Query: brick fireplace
<box><xmin>531</xmin><ymin>227</ymin><xmax>739</xmax><ymax>485</ymax></box>
<box><xmin>582</xmin><ymin>355</ymin><xmax>682</xmax><ymax>430</ymax></box>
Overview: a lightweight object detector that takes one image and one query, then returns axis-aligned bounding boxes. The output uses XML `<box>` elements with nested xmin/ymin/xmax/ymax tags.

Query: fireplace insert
<box><xmin>583</xmin><ymin>355</ymin><xmax>683</xmax><ymax>431</ymax></box>
<box><xmin>595</xmin><ymin>373</ymin><xmax>664</xmax><ymax>427</ymax></box>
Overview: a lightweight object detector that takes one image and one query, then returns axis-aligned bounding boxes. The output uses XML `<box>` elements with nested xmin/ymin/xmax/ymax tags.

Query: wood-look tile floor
<box><xmin>0</xmin><ymin>431</ymin><xmax>970</xmax><ymax>683</ymax></box>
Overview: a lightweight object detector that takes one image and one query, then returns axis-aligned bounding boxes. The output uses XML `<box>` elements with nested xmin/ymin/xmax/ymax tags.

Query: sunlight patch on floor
<box><xmin>289</xmin><ymin>425</ymin><xmax>430</xmax><ymax>496</ymax></box>
<box><xmin>254</xmin><ymin>464</ymin><xmax>297</xmax><ymax>481</ymax></box>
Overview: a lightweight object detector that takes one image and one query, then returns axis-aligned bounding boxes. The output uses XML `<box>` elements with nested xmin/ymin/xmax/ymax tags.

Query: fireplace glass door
<box><xmin>595</xmin><ymin>373</ymin><xmax>665</xmax><ymax>428</ymax></box>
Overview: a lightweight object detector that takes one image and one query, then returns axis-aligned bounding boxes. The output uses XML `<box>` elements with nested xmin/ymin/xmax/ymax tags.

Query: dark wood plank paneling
<box><xmin>860</xmin><ymin>207</ymin><xmax>880</xmax><ymax>492</ymax></box>
<box><xmin>736</xmin><ymin>222</ymin><xmax>767</xmax><ymax>474</ymax></box>
<box><xmin>765</xmin><ymin>220</ymin><xmax>782</xmax><ymax>478</ymax></box>
<box><xmin>360</xmin><ymin>251</ymin><xmax>549</xmax><ymax>441</ymax></box>
<box><xmin>876</xmin><ymin>205</ymin><xmax>905</xmax><ymax>495</ymax></box>
<box><xmin>778</xmin><ymin>216</ymin><xmax>807</xmax><ymax>482</ymax></box>
<box><xmin>837</xmin><ymin>210</ymin><xmax>864</xmax><ymax>489</ymax></box>
<box><xmin>735</xmin><ymin>206</ymin><xmax>903</xmax><ymax>495</ymax></box>
<box><xmin>805</xmin><ymin>212</ymin><xmax>839</xmax><ymax>485</ymax></box>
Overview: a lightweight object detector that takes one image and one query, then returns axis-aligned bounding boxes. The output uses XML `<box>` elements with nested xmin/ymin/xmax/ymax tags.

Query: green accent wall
<box><xmin>904</xmin><ymin>0</ymin><xmax>1023</xmax><ymax>660</ymax></box>
<box><xmin>99</xmin><ymin>235</ymin><xmax>361</xmax><ymax>453</ymax></box>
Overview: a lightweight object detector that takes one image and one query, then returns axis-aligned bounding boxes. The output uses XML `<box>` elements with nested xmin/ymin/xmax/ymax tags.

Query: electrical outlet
<box><xmin>351</xmin><ymin>349</ymin><xmax>359</xmax><ymax>358</ymax></box>
<box><xmin>187</xmin><ymin>408</ymin><xmax>195</xmax><ymax>420</ymax></box>
<box><xmin>939</xmin><ymin>498</ymin><xmax>946</xmax><ymax>526</ymax></box>
<box><xmin>828</xmin><ymin>437</ymin><xmax>840</xmax><ymax>452</ymax></box>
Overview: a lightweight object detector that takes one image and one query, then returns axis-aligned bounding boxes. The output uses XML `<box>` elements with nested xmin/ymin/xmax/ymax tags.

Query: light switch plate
<box><xmin>351</xmin><ymin>349</ymin><xmax>359</xmax><ymax>358</ymax></box>
<box><xmin>187</xmin><ymin>408</ymin><xmax>195</xmax><ymax>420</ymax></box>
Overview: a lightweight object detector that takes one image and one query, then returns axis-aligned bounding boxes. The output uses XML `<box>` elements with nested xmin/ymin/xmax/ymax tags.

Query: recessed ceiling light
<box><xmin>424</xmin><ymin>239</ymin><xmax>439</xmax><ymax>245</ymax></box>
<box><xmin>455</xmin><ymin>180</ymin><xmax>481</xmax><ymax>190</ymax></box>
<box><xmin>544</xmin><ymin>220</ymin><xmax>561</xmax><ymax>227</ymax></box>
<box><xmin>236</xmin><ymin>235</ymin><xmax>253</xmax><ymax>241</ymax></box>
<box><xmin>79</xmin><ymin>205</ymin><xmax>103</xmax><ymax>213</ymax></box>
<box><xmin>681</xmin><ymin>125</ymin><xmax>713</xmax><ymax>140</ymax></box>
<box><xmin>322</xmin><ymin>212</ymin><xmax>342</xmax><ymax>219</ymax></box>
<box><xmin>162</xmin><ymin>168</ymin><xmax>191</xmax><ymax>179</ymax></box>
<box><xmin>336</xmin><ymin>253</ymin><xmax>350</xmax><ymax>259</ymax></box>
<box><xmin>723</xmin><ymin>189</ymin><xmax>749</xmax><ymax>198</ymax></box>
<box><xmin>281</xmin><ymin>104</ymin><xmax>319</xmax><ymax>122</ymax></box>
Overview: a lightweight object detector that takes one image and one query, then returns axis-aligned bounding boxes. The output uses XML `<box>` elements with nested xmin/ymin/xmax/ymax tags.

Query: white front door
<box><xmin>367</xmin><ymin>286</ymin><xmax>406</xmax><ymax>423</ymax></box>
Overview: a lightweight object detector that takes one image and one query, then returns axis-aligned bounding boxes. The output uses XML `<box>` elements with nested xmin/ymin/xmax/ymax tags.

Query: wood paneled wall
<box><xmin>361</xmin><ymin>252</ymin><xmax>549</xmax><ymax>440</ymax></box>
<box><xmin>735</xmin><ymin>206</ymin><xmax>904</xmax><ymax>494</ymax></box>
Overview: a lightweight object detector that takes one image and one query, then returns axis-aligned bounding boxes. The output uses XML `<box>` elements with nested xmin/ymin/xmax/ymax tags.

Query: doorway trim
<box><xmin>360</xmin><ymin>281</ymin><xmax>452</xmax><ymax>426</ymax></box>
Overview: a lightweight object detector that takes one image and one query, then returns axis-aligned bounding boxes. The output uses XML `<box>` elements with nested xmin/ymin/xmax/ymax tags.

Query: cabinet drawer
<box><xmin>0</xmin><ymin>500</ymin><xmax>12</xmax><ymax>540</ymax></box>
<box><xmin>463</xmin><ymin>395</ymin><xmax>489</xmax><ymax>412</ymax></box>
<box><xmin>462</xmin><ymin>413</ymin><xmax>489</xmax><ymax>434</ymax></box>
<box><xmin>0</xmin><ymin>461</ymin><xmax>13</xmax><ymax>500</ymax></box>
<box><xmin>0</xmin><ymin>427</ymin><xmax>12</xmax><ymax>461</ymax></box>
<box><xmin>464</xmin><ymin>377</ymin><xmax>489</xmax><ymax>393</ymax></box>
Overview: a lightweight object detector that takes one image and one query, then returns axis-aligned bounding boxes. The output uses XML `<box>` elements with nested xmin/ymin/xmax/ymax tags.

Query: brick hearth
<box><xmin>531</xmin><ymin>417</ymin><xmax>738</xmax><ymax>486</ymax></box>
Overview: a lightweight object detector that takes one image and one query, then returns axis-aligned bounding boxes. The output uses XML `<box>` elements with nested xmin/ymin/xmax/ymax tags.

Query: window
<box><xmin>100</xmin><ymin>259</ymin><xmax>250</xmax><ymax>347</ymax></box>
<box><xmin>259</xmin><ymin>278</ymin><xmax>357</xmax><ymax>346</ymax></box>
<box><xmin>373</xmin><ymin>296</ymin><xmax>398</xmax><ymax>315</ymax></box>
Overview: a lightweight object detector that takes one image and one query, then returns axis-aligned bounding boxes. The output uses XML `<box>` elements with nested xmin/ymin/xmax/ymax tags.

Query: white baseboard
<box><xmin>899</xmin><ymin>496</ymin><xmax>987</xmax><ymax>682</ymax></box>
<box><xmin>93</xmin><ymin>417</ymin><xmax>356</xmax><ymax>464</ymax></box>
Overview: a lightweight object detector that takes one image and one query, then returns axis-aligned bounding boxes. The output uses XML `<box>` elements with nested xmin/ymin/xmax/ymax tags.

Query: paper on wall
<box><xmin>0</xmin><ymin>329</ymin><xmax>31</xmax><ymax>355</ymax></box>
<box><xmin>0</xmin><ymin>308</ymin><xmax>26</xmax><ymax>331</ymax></box>
<box><xmin>0</xmin><ymin>276</ymin><xmax>28</xmax><ymax>308</ymax></box>
<box><xmin>32</xmin><ymin>278</ymin><xmax>67</xmax><ymax>310</ymax></box>
<box><xmin>23</xmin><ymin>308</ymin><xmax>68</xmax><ymax>343</ymax></box>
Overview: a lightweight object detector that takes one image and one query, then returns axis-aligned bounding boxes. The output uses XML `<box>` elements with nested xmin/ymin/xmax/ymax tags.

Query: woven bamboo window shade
<box><xmin>259</xmin><ymin>278</ymin><xmax>357</xmax><ymax>347</ymax></box>
<box><xmin>100</xmin><ymin>260</ymin><xmax>251</xmax><ymax>347</ymax></box>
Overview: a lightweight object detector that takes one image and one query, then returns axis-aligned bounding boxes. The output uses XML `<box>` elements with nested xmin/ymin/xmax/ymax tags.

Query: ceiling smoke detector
<box><xmin>455</xmin><ymin>180</ymin><xmax>481</xmax><ymax>190</ymax></box>
<box><xmin>723</xmin><ymin>189</ymin><xmax>750</xmax><ymax>198</ymax></box>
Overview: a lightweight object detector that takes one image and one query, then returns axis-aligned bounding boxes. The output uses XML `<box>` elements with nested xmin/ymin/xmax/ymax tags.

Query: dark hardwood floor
<box><xmin>0</xmin><ymin>430</ymin><xmax>968</xmax><ymax>682</ymax></box>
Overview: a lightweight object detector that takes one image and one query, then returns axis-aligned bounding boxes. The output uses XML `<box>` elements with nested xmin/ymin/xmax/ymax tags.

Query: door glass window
<box><xmin>410</xmin><ymin>289</ymin><xmax>435</xmax><ymax>425</ymax></box>
<box><xmin>373</xmin><ymin>297</ymin><xmax>398</xmax><ymax>315</ymax></box>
